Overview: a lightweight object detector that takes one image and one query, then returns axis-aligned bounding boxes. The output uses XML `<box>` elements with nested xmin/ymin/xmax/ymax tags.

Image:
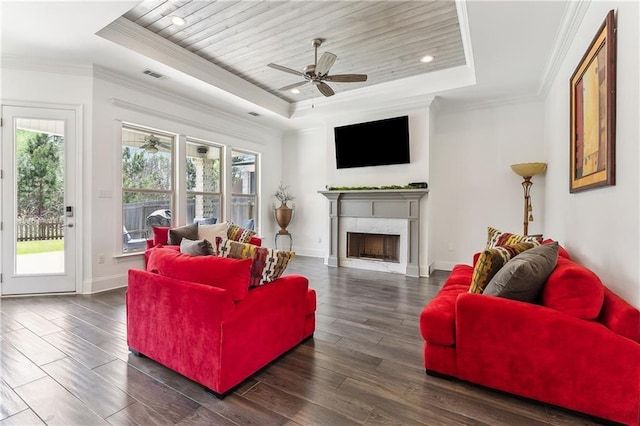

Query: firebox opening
<box><xmin>347</xmin><ymin>232</ymin><xmax>400</xmax><ymax>263</ymax></box>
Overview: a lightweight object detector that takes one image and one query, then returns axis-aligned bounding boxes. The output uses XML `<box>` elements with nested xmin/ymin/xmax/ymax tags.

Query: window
<box><xmin>121</xmin><ymin>126</ymin><xmax>173</xmax><ymax>253</ymax></box>
<box><xmin>230</xmin><ymin>150</ymin><xmax>257</xmax><ymax>230</ymax></box>
<box><xmin>186</xmin><ymin>141</ymin><xmax>221</xmax><ymax>225</ymax></box>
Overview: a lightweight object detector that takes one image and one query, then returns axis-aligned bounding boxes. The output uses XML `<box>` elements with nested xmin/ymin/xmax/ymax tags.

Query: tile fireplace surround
<box><xmin>319</xmin><ymin>189</ymin><xmax>428</xmax><ymax>276</ymax></box>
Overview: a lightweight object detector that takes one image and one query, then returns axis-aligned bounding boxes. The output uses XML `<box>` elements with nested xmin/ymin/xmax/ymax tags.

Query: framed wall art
<box><xmin>569</xmin><ymin>10</ymin><xmax>616</xmax><ymax>193</ymax></box>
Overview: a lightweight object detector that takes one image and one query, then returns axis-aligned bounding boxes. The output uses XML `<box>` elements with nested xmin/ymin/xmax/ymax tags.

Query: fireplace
<box><xmin>347</xmin><ymin>232</ymin><xmax>400</xmax><ymax>262</ymax></box>
<box><xmin>319</xmin><ymin>188</ymin><xmax>428</xmax><ymax>276</ymax></box>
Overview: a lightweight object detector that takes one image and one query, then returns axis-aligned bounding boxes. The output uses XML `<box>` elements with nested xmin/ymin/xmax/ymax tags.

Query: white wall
<box><xmin>430</xmin><ymin>100</ymin><xmax>546</xmax><ymax>270</ymax></box>
<box><xmin>284</xmin><ymin>107</ymin><xmax>433</xmax><ymax>274</ymax></box>
<box><xmin>544</xmin><ymin>2</ymin><xmax>639</xmax><ymax>308</ymax></box>
<box><xmin>282</xmin><ymin>128</ymin><xmax>327</xmax><ymax>258</ymax></box>
<box><xmin>1</xmin><ymin>66</ymin><xmax>285</xmax><ymax>294</ymax></box>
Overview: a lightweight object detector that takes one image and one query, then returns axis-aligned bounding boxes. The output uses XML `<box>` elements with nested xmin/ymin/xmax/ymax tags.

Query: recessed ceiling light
<box><xmin>420</xmin><ymin>55</ymin><xmax>435</xmax><ymax>63</ymax></box>
<box><xmin>171</xmin><ymin>16</ymin><xmax>186</xmax><ymax>26</ymax></box>
<box><xmin>290</xmin><ymin>88</ymin><xmax>300</xmax><ymax>94</ymax></box>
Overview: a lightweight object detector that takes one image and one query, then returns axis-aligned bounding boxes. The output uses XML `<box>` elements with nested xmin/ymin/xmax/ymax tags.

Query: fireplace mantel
<box><xmin>319</xmin><ymin>189</ymin><xmax>428</xmax><ymax>276</ymax></box>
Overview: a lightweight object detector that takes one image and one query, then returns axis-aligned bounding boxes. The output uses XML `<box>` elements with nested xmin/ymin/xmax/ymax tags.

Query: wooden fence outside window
<box><xmin>17</xmin><ymin>220</ymin><xmax>64</xmax><ymax>241</ymax></box>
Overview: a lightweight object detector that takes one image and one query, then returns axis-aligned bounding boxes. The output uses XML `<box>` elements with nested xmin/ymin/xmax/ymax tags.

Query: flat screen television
<box><xmin>334</xmin><ymin>116</ymin><xmax>410</xmax><ymax>169</ymax></box>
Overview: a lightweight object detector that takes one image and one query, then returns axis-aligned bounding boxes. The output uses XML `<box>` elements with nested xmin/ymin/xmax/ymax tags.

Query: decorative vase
<box><xmin>274</xmin><ymin>203</ymin><xmax>294</xmax><ymax>234</ymax></box>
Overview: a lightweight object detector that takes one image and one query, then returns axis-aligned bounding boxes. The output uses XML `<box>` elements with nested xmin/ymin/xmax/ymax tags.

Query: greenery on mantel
<box><xmin>325</xmin><ymin>185</ymin><xmax>418</xmax><ymax>191</ymax></box>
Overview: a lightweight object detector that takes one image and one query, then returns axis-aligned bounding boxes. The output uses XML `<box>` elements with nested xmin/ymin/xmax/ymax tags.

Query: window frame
<box><xmin>229</xmin><ymin>148</ymin><xmax>259</xmax><ymax>232</ymax></box>
<box><xmin>119</xmin><ymin>122</ymin><xmax>176</xmax><ymax>255</ymax></box>
<box><xmin>185</xmin><ymin>138</ymin><xmax>223</xmax><ymax>225</ymax></box>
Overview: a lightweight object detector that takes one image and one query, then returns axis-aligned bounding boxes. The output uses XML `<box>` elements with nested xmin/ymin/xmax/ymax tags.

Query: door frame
<box><xmin>1</xmin><ymin>100</ymin><xmax>83</xmax><ymax>295</ymax></box>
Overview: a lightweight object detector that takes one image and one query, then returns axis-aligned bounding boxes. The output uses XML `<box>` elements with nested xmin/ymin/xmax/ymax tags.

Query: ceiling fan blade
<box><xmin>268</xmin><ymin>63</ymin><xmax>304</xmax><ymax>77</ymax></box>
<box><xmin>325</xmin><ymin>74</ymin><xmax>368</xmax><ymax>83</ymax></box>
<box><xmin>279</xmin><ymin>81</ymin><xmax>309</xmax><ymax>91</ymax></box>
<box><xmin>316</xmin><ymin>82</ymin><xmax>335</xmax><ymax>97</ymax></box>
<box><xmin>315</xmin><ymin>52</ymin><xmax>337</xmax><ymax>76</ymax></box>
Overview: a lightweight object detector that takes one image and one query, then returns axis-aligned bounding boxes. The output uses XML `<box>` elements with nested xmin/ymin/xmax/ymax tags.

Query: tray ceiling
<box><xmin>122</xmin><ymin>0</ymin><xmax>466</xmax><ymax>103</ymax></box>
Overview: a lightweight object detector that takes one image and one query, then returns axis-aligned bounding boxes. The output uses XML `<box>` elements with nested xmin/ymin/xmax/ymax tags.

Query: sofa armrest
<box><xmin>216</xmin><ymin>274</ymin><xmax>310</xmax><ymax>392</ymax></box>
<box><xmin>455</xmin><ymin>293</ymin><xmax>640</xmax><ymax>425</ymax></box>
<box><xmin>126</xmin><ymin>269</ymin><xmax>235</xmax><ymax>370</ymax></box>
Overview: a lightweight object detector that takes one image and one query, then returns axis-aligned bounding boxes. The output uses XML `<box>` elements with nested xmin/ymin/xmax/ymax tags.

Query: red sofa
<box><xmin>127</xmin><ymin>247</ymin><xmax>316</xmax><ymax>396</ymax></box>
<box><xmin>420</xmin><ymin>247</ymin><xmax>640</xmax><ymax>425</ymax></box>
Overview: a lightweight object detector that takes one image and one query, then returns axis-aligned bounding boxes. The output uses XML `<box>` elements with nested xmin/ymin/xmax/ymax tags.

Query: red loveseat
<box><xmin>127</xmin><ymin>247</ymin><xmax>316</xmax><ymax>396</ymax></box>
<box><xmin>420</xmin><ymin>246</ymin><xmax>640</xmax><ymax>425</ymax></box>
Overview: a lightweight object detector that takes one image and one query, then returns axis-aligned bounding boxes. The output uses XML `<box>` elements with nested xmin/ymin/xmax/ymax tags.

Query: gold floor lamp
<box><xmin>510</xmin><ymin>162</ymin><xmax>547</xmax><ymax>236</ymax></box>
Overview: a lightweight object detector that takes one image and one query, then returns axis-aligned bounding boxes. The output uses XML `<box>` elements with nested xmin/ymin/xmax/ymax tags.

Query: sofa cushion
<box><xmin>542</xmin><ymin>258</ymin><xmax>604</xmax><ymax>320</ymax></box>
<box><xmin>198</xmin><ymin>223</ymin><xmax>229</xmax><ymax>244</ymax></box>
<box><xmin>152</xmin><ymin>226</ymin><xmax>170</xmax><ymax>245</ymax></box>
<box><xmin>217</xmin><ymin>238</ymin><xmax>266</xmax><ymax>287</ymax></box>
<box><xmin>484</xmin><ymin>242</ymin><xmax>558</xmax><ymax>302</ymax></box>
<box><xmin>146</xmin><ymin>247</ymin><xmax>251</xmax><ymax>301</ymax></box>
<box><xmin>419</xmin><ymin>264</ymin><xmax>473</xmax><ymax>346</ymax></box>
<box><xmin>469</xmin><ymin>243</ymin><xmax>535</xmax><ymax>294</ymax></box>
<box><xmin>179</xmin><ymin>238</ymin><xmax>213</xmax><ymax>256</ymax></box>
<box><xmin>599</xmin><ymin>287</ymin><xmax>640</xmax><ymax>342</ymax></box>
<box><xmin>217</xmin><ymin>239</ymin><xmax>294</xmax><ymax>287</ymax></box>
<box><xmin>168</xmin><ymin>223</ymin><xmax>199</xmax><ymax>245</ymax></box>
<box><xmin>227</xmin><ymin>222</ymin><xmax>257</xmax><ymax>243</ymax></box>
<box><xmin>486</xmin><ymin>226</ymin><xmax>542</xmax><ymax>248</ymax></box>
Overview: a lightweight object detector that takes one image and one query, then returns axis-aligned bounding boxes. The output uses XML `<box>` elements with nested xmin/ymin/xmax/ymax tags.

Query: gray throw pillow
<box><xmin>484</xmin><ymin>242</ymin><xmax>559</xmax><ymax>302</ymax></box>
<box><xmin>179</xmin><ymin>238</ymin><xmax>213</xmax><ymax>256</ymax></box>
<box><xmin>168</xmin><ymin>223</ymin><xmax>198</xmax><ymax>245</ymax></box>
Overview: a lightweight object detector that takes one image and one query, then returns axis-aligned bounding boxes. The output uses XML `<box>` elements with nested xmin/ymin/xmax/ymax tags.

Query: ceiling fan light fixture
<box><xmin>171</xmin><ymin>16</ymin><xmax>186</xmax><ymax>26</ymax></box>
<box><xmin>145</xmin><ymin>145</ymin><xmax>159</xmax><ymax>154</ymax></box>
<box><xmin>420</xmin><ymin>55</ymin><xmax>435</xmax><ymax>63</ymax></box>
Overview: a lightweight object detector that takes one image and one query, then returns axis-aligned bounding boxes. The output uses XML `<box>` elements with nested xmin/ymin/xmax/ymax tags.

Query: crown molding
<box><xmin>96</xmin><ymin>17</ymin><xmax>292</xmax><ymax>118</ymax></box>
<box><xmin>455</xmin><ymin>0</ymin><xmax>475</xmax><ymax>74</ymax></box>
<box><xmin>437</xmin><ymin>93</ymin><xmax>544</xmax><ymax>113</ymax></box>
<box><xmin>538</xmin><ymin>0</ymin><xmax>591</xmax><ymax>96</ymax></box>
<box><xmin>94</xmin><ymin>65</ymin><xmax>283</xmax><ymax>142</ymax></box>
<box><xmin>1</xmin><ymin>54</ymin><xmax>92</xmax><ymax>76</ymax></box>
<box><xmin>109</xmin><ymin>97</ymin><xmax>283</xmax><ymax>146</ymax></box>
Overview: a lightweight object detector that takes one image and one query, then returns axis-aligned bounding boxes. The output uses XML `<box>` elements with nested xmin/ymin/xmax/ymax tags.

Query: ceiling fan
<box><xmin>268</xmin><ymin>38</ymin><xmax>368</xmax><ymax>97</ymax></box>
<box><xmin>139</xmin><ymin>135</ymin><xmax>171</xmax><ymax>154</ymax></box>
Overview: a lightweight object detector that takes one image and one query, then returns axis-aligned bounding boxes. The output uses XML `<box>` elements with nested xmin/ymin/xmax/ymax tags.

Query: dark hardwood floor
<box><xmin>0</xmin><ymin>257</ymin><xmax>606</xmax><ymax>425</ymax></box>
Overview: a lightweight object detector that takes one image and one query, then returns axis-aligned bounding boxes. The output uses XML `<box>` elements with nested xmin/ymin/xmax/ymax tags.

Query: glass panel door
<box><xmin>1</xmin><ymin>106</ymin><xmax>77</xmax><ymax>295</ymax></box>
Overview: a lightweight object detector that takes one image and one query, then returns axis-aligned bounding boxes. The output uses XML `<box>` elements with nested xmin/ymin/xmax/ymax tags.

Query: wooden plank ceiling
<box><xmin>123</xmin><ymin>1</ymin><xmax>465</xmax><ymax>103</ymax></box>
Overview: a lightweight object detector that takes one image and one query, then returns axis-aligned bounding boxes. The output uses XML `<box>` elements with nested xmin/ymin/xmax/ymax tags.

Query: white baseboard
<box><xmin>292</xmin><ymin>248</ymin><xmax>325</xmax><ymax>258</ymax></box>
<box><xmin>82</xmin><ymin>274</ymin><xmax>127</xmax><ymax>294</ymax></box>
<box><xmin>431</xmin><ymin>261</ymin><xmax>456</xmax><ymax>272</ymax></box>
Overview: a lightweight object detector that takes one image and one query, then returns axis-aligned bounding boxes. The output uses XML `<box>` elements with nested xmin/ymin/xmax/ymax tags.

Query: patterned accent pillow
<box><xmin>226</xmin><ymin>222</ymin><xmax>257</xmax><ymax>243</ymax></box>
<box><xmin>217</xmin><ymin>238</ymin><xmax>266</xmax><ymax>287</ymax></box>
<box><xmin>217</xmin><ymin>238</ymin><xmax>294</xmax><ymax>287</ymax></box>
<box><xmin>469</xmin><ymin>243</ymin><xmax>536</xmax><ymax>294</ymax></box>
<box><xmin>486</xmin><ymin>226</ymin><xmax>542</xmax><ymax>249</ymax></box>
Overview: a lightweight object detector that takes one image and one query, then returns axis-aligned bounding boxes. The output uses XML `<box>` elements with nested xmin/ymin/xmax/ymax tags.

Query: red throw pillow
<box><xmin>542</xmin><ymin>258</ymin><xmax>604</xmax><ymax>320</ymax></box>
<box><xmin>146</xmin><ymin>247</ymin><xmax>251</xmax><ymax>301</ymax></box>
<box><xmin>542</xmin><ymin>239</ymin><xmax>571</xmax><ymax>259</ymax></box>
<box><xmin>152</xmin><ymin>226</ymin><xmax>171</xmax><ymax>245</ymax></box>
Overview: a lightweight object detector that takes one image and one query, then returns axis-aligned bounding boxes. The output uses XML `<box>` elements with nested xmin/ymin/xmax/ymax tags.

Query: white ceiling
<box><xmin>0</xmin><ymin>1</ymin><xmax>569</xmax><ymax>131</ymax></box>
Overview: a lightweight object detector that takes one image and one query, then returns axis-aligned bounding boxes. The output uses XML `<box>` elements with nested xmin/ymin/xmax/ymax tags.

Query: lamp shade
<box><xmin>511</xmin><ymin>162</ymin><xmax>547</xmax><ymax>177</ymax></box>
